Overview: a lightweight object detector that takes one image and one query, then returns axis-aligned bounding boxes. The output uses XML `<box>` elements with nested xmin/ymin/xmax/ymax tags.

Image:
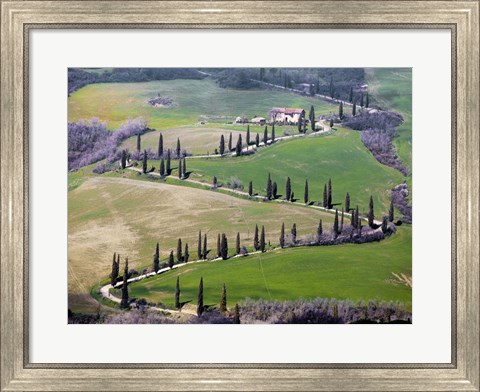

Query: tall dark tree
<box><xmin>263</xmin><ymin>126</ymin><xmax>268</xmax><ymax>145</ymax></box>
<box><xmin>389</xmin><ymin>199</ymin><xmax>394</xmax><ymax>222</ymax></box>
<box><xmin>175</xmin><ymin>277</ymin><xmax>180</xmax><ymax>309</ymax></box>
<box><xmin>260</xmin><ymin>225</ymin><xmax>266</xmax><ymax>252</ymax></box>
<box><xmin>355</xmin><ymin>205</ymin><xmax>360</xmax><ymax>229</ymax></box>
<box><xmin>166</xmin><ymin>150</ymin><xmax>171</xmax><ymax>174</ymax></box>
<box><xmin>368</xmin><ymin>196</ymin><xmax>375</xmax><ymax>227</ymax></box>
<box><xmin>304</xmin><ymin>179</ymin><xmax>309</xmax><ymax>204</ymax></box>
<box><xmin>291</xmin><ymin>223</ymin><xmax>297</xmax><ymax>243</ymax></box>
<box><xmin>221</xmin><ymin>233</ymin><xmax>228</xmax><ymax>260</ymax></box>
<box><xmin>176</xmin><ymin>238</ymin><xmax>182</xmax><ymax>262</ymax></box>
<box><xmin>168</xmin><ymin>250</ymin><xmax>174</xmax><ymax>269</ymax></box>
<box><xmin>333</xmin><ymin>209</ymin><xmax>339</xmax><ymax>236</ymax></box>
<box><xmin>297</xmin><ymin>114</ymin><xmax>303</xmax><ymax>133</ymax></box>
<box><xmin>184</xmin><ymin>243</ymin><xmax>189</xmax><ymax>263</ymax></box>
<box><xmin>120</xmin><ymin>257</ymin><xmax>129</xmax><ymax>309</ymax></box>
<box><xmin>352</xmin><ymin>101</ymin><xmax>357</xmax><ymax>116</ymax></box>
<box><xmin>339</xmin><ymin>102</ymin><xmax>344</xmax><ymax>119</ymax></box>
<box><xmin>271</xmin><ymin>123</ymin><xmax>275</xmax><ymax>143</ymax></box>
<box><xmin>217</xmin><ymin>234</ymin><xmax>221</xmax><ymax>258</ymax></box>
<box><xmin>236</xmin><ymin>232</ymin><xmax>241</xmax><ymax>254</ymax></box>
<box><xmin>360</xmin><ymin>92</ymin><xmax>364</xmax><ymax>107</ymax></box>
<box><xmin>290</xmin><ymin>191</ymin><xmax>295</xmax><ymax>202</ymax></box>
<box><xmin>158</xmin><ymin>133</ymin><xmax>164</xmax><ymax>158</ymax></box>
<box><xmin>340</xmin><ymin>209</ymin><xmax>345</xmax><ymax>232</ymax></box>
<box><xmin>182</xmin><ymin>158</ymin><xmax>186</xmax><ymax>177</ymax></box>
<box><xmin>381</xmin><ymin>216</ymin><xmax>388</xmax><ymax>234</ymax></box>
<box><xmin>266</xmin><ymin>173</ymin><xmax>272</xmax><ymax>200</ymax></box>
<box><xmin>235</xmin><ymin>134</ymin><xmax>243</xmax><ymax>156</ymax></box>
<box><xmin>317</xmin><ymin>219</ymin><xmax>323</xmax><ymax>242</ymax></box>
<box><xmin>248</xmin><ymin>181</ymin><xmax>253</xmax><ymax>197</ymax></box>
<box><xmin>345</xmin><ymin>192</ymin><xmax>351</xmax><ymax>212</ymax></box>
<box><xmin>178</xmin><ymin>159</ymin><xmax>183</xmax><ymax>179</ymax></box>
<box><xmin>203</xmin><ymin>233</ymin><xmax>207</xmax><ymax>260</ymax></box>
<box><xmin>280</xmin><ymin>222</ymin><xmax>285</xmax><ymax>248</ymax></box>
<box><xmin>213</xmin><ymin>176</ymin><xmax>217</xmax><ymax>188</ymax></box>
<box><xmin>254</xmin><ymin>224</ymin><xmax>259</xmax><ymax>251</ymax></box>
<box><xmin>329</xmin><ymin>117</ymin><xmax>334</xmax><ymax>128</ymax></box>
<box><xmin>142</xmin><ymin>150</ymin><xmax>148</xmax><ymax>173</ymax></box>
<box><xmin>197</xmin><ymin>230</ymin><xmax>202</xmax><ymax>260</ymax></box>
<box><xmin>323</xmin><ymin>184</ymin><xmax>328</xmax><ymax>208</ymax></box>
<box><xmin>233</xmin><ymin>303</ymin><xmax>240</xmax><ymax>324</ymax></box>
<box><xmin>309</xmin><ymin>105</ymin><xmax>315</xmax><ymax>131</ymax></box>
<box><xmin>246</xmin><ymin>125</ymin><xmax>251</xmax><ymax>145</ymax></box>
<box><xmin>197</xmin><ymin>277</ymin><xmax>204</xmax><ymax>316</ymax></box>
<box><xmin>365</xmin><ymin>92</ymin><xmax>369</xmax><ymax>108</ymax></box>
<box><xmin>285</xmin><ymin>177</ymin><xmax>292</xmax><ymax>201</ymax></box>
<box><xmin>153</xmin><ymin>242</ymin><xmax>160</xmax><ymax>273</ymax></box>
<box><xmin>121</xmin><ymin>150</ymin><xmax>127</xmax><ymax>169</ymax></box>
<box><xmin>272</xmin><ymin>182</ymin><xmax>278</xmax><ymax>199</ymax></box>
<box><xmin>255</xmin><ymin>133</ymin><xmax>260</xmax><ymax>147</ymax></box>
<box><xmin>159</xmin><ymin>158</ymin><xmax>165</xmax><ymax>177</ymax></box>
<box><xmin>228</xmin><ymin>132</ymin><xmax>233</xmax><ymax>152</ymax></box>
<box><xmin>220</xmin><ymin>284</ymin><xmax>227</xmax><ymax>313</ymax></box>
<box><xmin>110</xmin><ymin>252</ymin><xmax>119</xmax><ymax>286</ymax></box>
<box><xmin>219</xmin><ymin>134</ymin><xmax>225</xmax><ymax>155</ymax></box>
<box><xmin>327</xmin><ymin>178</ymin><xmax>333</xmax><ymax>209</ymax></box>
<box><xmin>176</xmin><ymin>138</ymin><xmax>181</xmax><ymax>158</ymax></box>
<box><xmin>349</xmin><ymin>86</ymin><xmax>353</xmax><ymax>102</ymax></box>
<box><xmin>136</xmin><ymin>133</ymin><xmax>141</xmax><ymax>152</ymax></box>
<box><xmin>350</xmin><ymin>207</ymin><xmax>356</xmax><ymax>227</ymax></box>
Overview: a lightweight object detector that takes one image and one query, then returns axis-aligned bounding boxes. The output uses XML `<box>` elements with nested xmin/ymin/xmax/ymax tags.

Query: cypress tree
<box><xmin>175</xmin><ymin>277</ymin><xmax>180</xmax><ymax>309</ymax></box>
<box><xmin>217</xmin><ymin>234</ymin><xmax>221</xmax><ymax>258</ymax></box>
<box><xmin>323</xmin><ymin>184</ymin><xmax>328</xmax><ymax>208</ymax></box>
<box><xmin>221</xmin><ymin>233</ymin><xmax>228</xmax><ymax>260</ymax></box>
<box><xmin>184</xmin><ymin>243</ymin><xmax>189</xmax><ymax>263</ymax></box>
<box><xmin>254</xmin><ymin>224</ymin><xmax>259</xmax><ymax>251</ymax></box>
<box><xmin>220</xmin><ymin>284</ymin><xmax>227</xmax><ymax>313</ymax></box>
<box><xmin>159</xmin><ymin>158</ymin><xmax>165</xmax><ymax>177</ymax></box>
<box><xmin>121</xmin><ymin>150</ymin><xmax>127</xmax><ymax>169</ymax></box>
<box><xmin>236</xmin><ymin>232</ymin><xmax>241</xmax><ymax>254</ymax></box>
<box><xmin>197</xmin><ymin>277</ymin><xmax>204</xmax><ymax>316</ymax></box>
<box><xmin>327</xmin><ymin>178</ymin><xmax>332</xmax><ymax>209</ymax></box>
<box><xmin>350</xmin><ymin>208</ymin><xmax>356</xmax><ymax>227</ymax></box>
<box><xmin>182</xmin><ymin>158</ymin><xmax>186</xmax><ymax>176</ymax></box>
<box><xmin>266</xmin><ymin>173</ymin><xmax>272</xmax><ymax>200</ymax></box>
<box><xmin>203</xmin><ymin>233</ymin><xmax>207</xmax><ymax>260</ymax></box>
<box><xmin>260</xmin><ymin>225</ymin><xmax>266</xmax><ymax>252</ymax></box>
<box><xmin>233</xmin><ymin>303</ymin><xmax>240</xmax><ymax>324</ymax></box>
<box><xmin>349</xmin><ymin>86</ymin><xmax>353</xmax><ymax>102</ymax></box>
<box><xmin>352</xmin><ymin>101</ymin><xmax>356</xmax><ymax>116</ymax></box>
<box><xmin>120</xmin><ymin>257</ymin><xmax>129</xmax><ymax>309</ymax></box>
<box><xmin>263</xmin><ymin>126</ymin><xmax>268</xmax><ymax>145</ymax></box>
<box><xmin>176</xmin><ymin>238</ymin><xmax>182</xmax><ymax>262</ymax></box>
<box><xmin>345</xmin><ymin>192</ymin><xmax>351</xmax><ymax>212</ymax></box>
<box><xmin>272</xmin><ymin>182</ymin><xmax>278</xmax><ymax>199</ymax></box>
<box><xmin>290</xmin><ymin>191</ymin><xmax>295</xmax><ymax>202</ymax></box>
<box><xmin>153</xmin><ymin>242</ymin><xmax>160</xmax><ymax>272</ymax></box>
<box><xmin>176</xmin><ymin>138</ymin><xmax>181</xmax><ymax>158</ymax></box>
<box><xmin>297</xmin><ymin>115</ymin><xmax>303</xmax><ymax>133</ymax></box>
<box><xmin>168</xmin><ymin>250</ymin><xmax>174</xmax><ymax>269</ymax></box>
<box><xmin>360</xmin><ymin>92</ymin><xmax>364</xmax><ymax>107</ymax></box>
<box><xmin>246</xmin><ymin>125</ymin><xmax>251</xmax><ymax>145</ymax></box>
<box><xmin>228</xmin><ymin>132</ymin><xmax>233</xmax><ymax>152</ymax></box>
<box><xmin>286</xmin><ymin>177</ymin><xmax>292</xmax><ymax>201</ymax></box>
<box><xmin>158</xmin><ymin>133</ymin><xmax>164</xmax><ymax>158</ymax></box>
<box><xmin>280</xmin><ymin>222</ymin><xmax>285</xmax><ymax>248</ymax></box>
<box><xmin>136</xmin><ymin>133</ymin><xmax>141</xmax><ymax>152</ymax></box>
<box><xmin>255</xmin><ymin>133</ymin><xmax>260</xmax><ymax>147</ymax></box>
<box><xmin>271</xmin><ymin>123</ymin><xmax>275</xmax><ymax>143</ymax></box>
<box><xmin>197</xmin><ymin>230</ymin><xmax>202</xmax><ymax>260</ymax></box>
<box><xmin>235</xmin><ymin>134</ymin><xmax>243</xmax><ymax>156</ymax></box>
<box><xmin>317</xmin><ymin>219</ymin><xmax>323</xmax><ymax>242</ymax></box>
<box><xmin>178</xmin><ymin>159</ymin><xmax>182</xmax><ymax>179</ymax></box>
<box><xmin>381</xmin><ymin>216</ymin><xmax>388</xmax><ymax>234</ymax></box>
<box><xmin>329</xmin><ymin>117</ymin><xmax>334</xmax><ymax>128</ymax></box>
<box><xmin>248</xmin><ymin>181</ymin><xmax>253</xmax><ymax>197</ymax></box>
<box><xmin>366</xmin><ymin>92</ymin><xmax>369</xmax><ymax>108</ymax></box>
<box><xmin>340</xmin><ymin>209</ymin><xmax>344</xmax><ymax>233</ymax></box>
<box><xmin>304</xmin><ymin>179</ymin><xmax>309</xmax><ymax>204</ymax></box>
<box><xmin>309</xmin><ymin>105</ymin><xmax>315</xmax><ymax>131</ymax></box>
<box><xmin>355</xmin><ymin>205</ymin><xmax>360</xmax><ymax>229</ymax></box>
<box><xmin>219</xmin><ymin>134</ymin><xmax>225</xmax><ymax>155</ymax></box>
<box><xmin>142</xmin><ymin>150</ymin><xmax>148</xmax><ymax>173</ymax></box>
<box><xmin>110</xmin><ymin>252</ymin><xmax>119</xmax><ymax>286</ymax></box>
<box><xmin>213</xmin><ymin>176</ymin><xmax>217</xmax><ymax>188</ymax></box>
<box><xmin>333</xmin><ymin>209</ymin><xmax>339</xmax><ymax>236</ymax></box>
<box><xmin>291</xmin><ymin>223</ymin><xmax>297</xmax><ymax>243</ymax></box>
<box><xmin>339</xmin><ymin>102</ymin><xmax>344</xmax><ymax>119</ymax></box>
<box><xmin>368</xmin><ymin>196</ymin><xmax>375</xmax><ymax>228</ymax></box>
<box><xmin>389</xmin><ymin>199</ymin><xmax>394</xmax><ymax>222</ymax></box>
<box><xmin>166</xmin><ymin>150</ymin><xmax>171</xmax><ymax>174</ymax></box>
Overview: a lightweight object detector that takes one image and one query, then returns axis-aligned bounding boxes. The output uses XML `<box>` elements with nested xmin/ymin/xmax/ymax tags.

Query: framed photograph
<box><xmin>1</xmin><ymin>1</ymin><xmax>478</xmax><ymax>390</ymax></box>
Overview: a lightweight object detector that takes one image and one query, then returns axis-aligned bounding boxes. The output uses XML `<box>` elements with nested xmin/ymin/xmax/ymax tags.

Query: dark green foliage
<box><xmin>340</xmin><ymin>209</ymin><xmax>344</xmax><ymax>232</ymax></box>
<box><xmin>339</xmin><ymin>102</ymin><xmax>344</xmax><ymax>119</ymax></box>
<box><xmin>228</xmin><ymin>132</ymin><xmax>233</xmax><ymax>152</ymax></box>
<box><xmin>327</xmin><ymin>178</ymin><xmax>332</xmax><ymax>209</ymax></box>
<box><xmin>110</xmin><ymin>252</ymin><xmax>119</xmax><ymax>286</ymax></box>
<box><xmin>248</xmin><ymin>181</ymin><xmax>253</xmax><ymax>197</ymax></box>
<box><xmin>381</xmin><ymin>216</ymin><xmax>388</xmax><ymax>234</ymax></box>
<box><xmin>234</xmin><ymin>303</ymin><xmax>240</xmax><ymax>324</ymax></box>
<box><xmin>121</xmin><ymin>150</ymin><xmax>127</xmax><ymax>169</ymax></box>
<box><xmin>203</xmin><ymin>234</ymin><xmax>207</xmax><ymax>260</ymax></box>
<box><xmin>175</xmin><ymin>277</ymin><xmax>180</xmax><ymax>309</ymax></box>
<box><xmin>366</xmin><ymin>92</ymin><xmax>369</xmax><ymax>108</ymax></box>
<box><xmin>178</xmin><ymin>159</ymin><xmax>182</xmax><ymax>179</ymax></box>
<box><xmin>290</xmin><ymin>191</ymin><xmax>295</xmax><ymax>202</ymax></box>
<box><xmin>221</xmin><ymin>233</ymin><xmax>229</xmax><ymax>260</ymax></box>
<box><xmin>166</xmin><ymin>150</ymin><xmax>171</xmax><ymax>174</ymax></box>
<box><xmin>280</xmin><ymin>222</ymin><xmax>285</xmax><ymax>248</ymax></box>
<box><xmin>246</xmin><ymin>125</ymin><xmax>251</xmax><ymax>145</ymax></box>
<box><xmin>120</xmin><ymin>257</ymin><xmax>129</xmax><ymax>309</ymax></box>
<box><xmin>142</xmin><ymin>150</ymin><xmax>147</xmax><ymax>173</ymax></box>
<box><xmin>368</xmin><ymin>195</ymin><xmax>375</xmax><ymax>228</ymax></box>
<box><xmin>159</xmin><ymin>159</ymin><xmax>165</xmax><ymax>177</ymax></box>
<box><xmin>350</xmin><ymin>208</ymin><xmax>355</xmax><ymax>227</ymax></box>
<box><xmin>263</xmin><ymin>126</ymin><xmax>268</xmax><ymax>145</ymax></box>
<box><xmin>158</xmin><ymin>133</ymin><xmax>163</xmax><ymax>158</ymax></box>
<box><xmin>291</xmin><ymin>223</ymin><xmax>297</xmax><ymax>243</ymax></box>
<box><xmin>266</xmin><ymin>173</ymin><xmax>272</xmax><ymax>200</ymax></box>
<box><xmin>329</xmin><ymin>117</ymin><xmax>334</xmax><ymax>128</ymax></box>
<box><xmin>349</xmin><ymin>86</ymin><xmax>353</xmax><ymax>102</ymax></box>
<box><xmin>355</xmin><ymin>205</ymin><xmax>360</xmax><ymax>229</ymax></box>
<box><xmin>317</xmin><ymin>219</ymin><xmax>323</xmax><ymax>241</ymax></box>
<box><xmin>255</xmin><ymin>133</ymin><xmax>260</xmax><ymax>147</ymax></box>
<box><xmin>217</xmin><ymin>234</ymin><xmax>221</xmax><ymax>258</ymax></box>
<box><xmin>177</xmin><ymin>238</ymin><xmax>182</xmax><ymax>262</ymax></box>
<box><xmin>323</xmin><ymin>184</ymin><xmax>328</xmax><ymax>208</ymax></box>
<box><xmin>272</xmin><ymin>182</ymin><xmax>278</xmax><ymax>199</ymax></box>
<box><xmin>220</xmin><ymin>284</ymin><xmax>227</xmax><ymax>313</ymax></box>
<box><xmin>352</xmin><ymin>101</ymin><xmax>356</xmax><ymax>116</ymax></box>
<box><xmin>197</xmin><ymin>277</ymin><xmax>204</xmax><ymax>316</ymax></box>
<box><xmin>297</xmin><ymin>113</ymin><xmax>303</xmax><ymax>133</ymax></box>
<box><xmin>360</xmin><ymin>92</ymin><xmax>364</xmax><ymax>107</ymax></box>
<box><xmin>197</xmin><ymin>231</ymin><xmax>202</xmax><ymax>260</ymax></box>
<box><xmin>213</xmin><ymin>176</ymin><xmax>217</xmax><ymax>188</ymax></box>
<box><xmin>329</xmin><ymin>77</ymin><xmax>335</xmax><ymax>98</ymax></box>
<box><xmin>254</xmin><ymin>224</ymin><xmax>259</xmax><ymax>251</ymax></box>
<box><xmin>236</xmin><ymin>232</ymin><xmax>241</xmax><ymax>254</ymax></box>
<box><xmin>389</xmin><ymin>199</ymin><xmax>394</xmax><ymax>222</ymax></box>
<box><xmin>153</xmin><ymin>242</ymin><xmax>160</xmax><ymax>272</ymax></box>
<box><xmin>271</xmin><ymin>124</ymin><xmax>275</xmax><ymax>142</ymax></box>
<box><xmin>176</xmin><ymin>138</ymin><xmax>181</xmax><ymax>158</ymax></box>
<box><xmin>168</xmin><ymin>250</ymin><xmax>174</xmax><ymax>269</ymax></box>
<box><xmin>219</xmin><ymin>134</ymin><xmax>225</xmax><ymax>155</ymax></box>
<box><xmin>333</xmin><ymin>209</ymin><xmax>339</xmax><ymax>236</ymax></box>
<box><xmin>136</xmin><ymin>133</ymin><xmax>141</xmax><ymax>152</ymax></box>
<box><xmin>309</xmin><ymin>105</ymin><xmax>315</xmax><ymax>131</ymax></box>
<box><xmin>345</xmin><ymin>192</ymin><xmax>351</xmax><ymax>212</ymax></box>
<box><xmin>182</xmin><ymin>158</ymin><xmax>186</xmax><ymax>177</ymax></box>
<box><xmin>184</xmin><ymin>243</ymin><xmax>189</xmax><ymax>263</ymax></box>
<box><xmin>285</xmin><ymin>177</ymin><xmax>291</xmax><ymax>201</ymax></box>
<box><xmin>260</xmin><ymin>226</ymin><xmax>266</xmax><ymax>252</ymax></box>
<box><xmin>304</xmin><ymin>179</ymin><xmax>309</xmax><ymax>204</ymax></box>
<box><xmin>235</xmin><ymin>134</ymin><xmax>243</xmax><ymax>156</ymax></box>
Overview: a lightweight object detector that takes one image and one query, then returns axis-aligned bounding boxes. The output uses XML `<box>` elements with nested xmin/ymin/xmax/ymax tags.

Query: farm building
<box><xmin>251</xmin><ymin>116</ymin><xmax>267</xmax><ymax>125</ymax></box>
<box><xmin>270</xmin><ymin>107</ymin><xmax>305</xmax><ymax>124</ymax></box>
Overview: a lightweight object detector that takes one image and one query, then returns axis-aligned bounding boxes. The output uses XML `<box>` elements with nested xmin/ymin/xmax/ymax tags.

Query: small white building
<box><xmin>251</xmin><ymin>117</ymin><xmax>266</xmax><ymax>125</ymax></box>
<box><xmin>270</xmin><ymin>107</ymin><xmax>305</xmax><ymax>124</ymax></box>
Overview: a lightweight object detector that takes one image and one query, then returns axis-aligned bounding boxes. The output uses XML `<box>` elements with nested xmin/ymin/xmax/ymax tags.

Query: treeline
<box><xmin>68</xmin><ymin>68</ymin><xmax>206</xmax><ymax>95</ymax></box>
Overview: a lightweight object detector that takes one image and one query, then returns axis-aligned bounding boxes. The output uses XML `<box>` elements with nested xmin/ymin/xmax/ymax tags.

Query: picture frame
<box><xmin>1</xmin><ymin>1</ymin><xmax>478</xmax><ymax>390</ymax></box>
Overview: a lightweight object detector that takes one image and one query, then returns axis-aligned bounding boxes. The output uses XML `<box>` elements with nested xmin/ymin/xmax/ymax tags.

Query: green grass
<box><xmin>129</xmin><ymin>226</ymin><xmax>412</xmax><ymax>309</ymax></box>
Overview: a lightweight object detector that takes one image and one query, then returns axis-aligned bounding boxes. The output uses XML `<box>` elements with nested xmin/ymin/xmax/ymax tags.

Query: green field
<box><xmin>129</xmin><ymin>226</ymin><xmax>412</xmax><ymax>309</ymax></box>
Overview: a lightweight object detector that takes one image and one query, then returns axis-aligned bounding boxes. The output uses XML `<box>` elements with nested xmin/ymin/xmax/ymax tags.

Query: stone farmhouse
<box><xmin>269</xmin><ymin>107</ymin><xmax>305</xmax><ymax>125</ymax></box>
